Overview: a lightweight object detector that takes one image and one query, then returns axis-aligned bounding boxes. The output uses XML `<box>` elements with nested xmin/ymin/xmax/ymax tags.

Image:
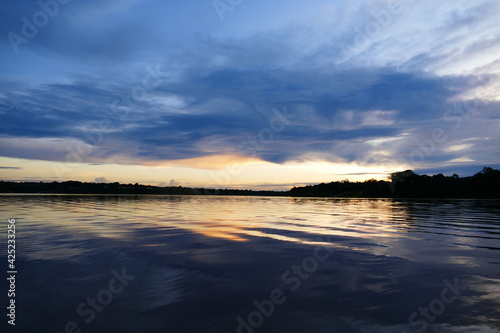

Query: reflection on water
<box><xmin>1</xmin><ymin>195</ymin><xmax>499</xmax><ymax>332</ymax></box>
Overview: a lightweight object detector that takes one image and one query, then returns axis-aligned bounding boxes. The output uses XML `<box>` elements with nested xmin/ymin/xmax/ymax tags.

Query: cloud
<box><xmin>0</xmin><ymin>166</ymin><xmax>21</xmax><ymax>169</ymax></box>
<box><xmin>0</xmin><ymin>66</ymin><xmax>498</xmax><ymax>172</ymax></box>
<box><xmin>168</xmin><ymin>179</ymin><xmax>180</xmax><ymax>186</ymax></box>
<box><xmin>94</xmin><ymin>177</ymin><xmax>110</xmax><ymax>183</ymax></box>
<box><xmin>158</xmin><ymin>179</ymin><xmax>181</xmax><ymax>187</ymax></box>
<box><xmin>0</xmin><ymin>0</ymin><xmax>499</xmax><ymax>176</ymax></box>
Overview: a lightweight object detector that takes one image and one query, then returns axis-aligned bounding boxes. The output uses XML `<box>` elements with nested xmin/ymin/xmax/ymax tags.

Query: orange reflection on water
<box><xmin>144</xmin><ymin>196</ymin><xmax>408</xmax><ymax>244</ymax></box>
<box><xmin>3</xmin><ymin>195</ymin><xmax>500</xmax><ymax>266</ymax></box>
<box><xmin>4</xmin><ymin>195</ymin><xmax>410</xmax><ymax>247</ymax></box>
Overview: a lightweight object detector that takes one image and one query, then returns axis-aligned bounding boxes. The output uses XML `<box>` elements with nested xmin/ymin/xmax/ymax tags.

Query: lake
<box><xmin>1</xmin><ymin>195</ymin><xmax>499</xmax><ymax>333</ymax></box>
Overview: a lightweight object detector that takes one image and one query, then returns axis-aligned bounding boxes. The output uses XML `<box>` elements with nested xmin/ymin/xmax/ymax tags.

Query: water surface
<box><xmin>1</xmin><ymin>195</ymin><xmax>499</xmax><ymax>332</ymax></box>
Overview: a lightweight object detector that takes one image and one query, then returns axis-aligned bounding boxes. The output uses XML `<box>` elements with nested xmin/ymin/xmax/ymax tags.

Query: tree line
<box><xmin>289</xmin><ymin>167</ymin><xmax>500</xmax><ymax>198</ymax></box>
<box><xmin>1</xmin><ymin>167</ymin><xmax>498</xmax><ymax>198</ymax></box>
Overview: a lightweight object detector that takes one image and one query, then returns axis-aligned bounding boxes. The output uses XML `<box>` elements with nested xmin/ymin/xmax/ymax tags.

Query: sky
<box><xmin>1</xmin><ymin>0</ymin><xmax>499</xmax><ymax>190</ymax></box>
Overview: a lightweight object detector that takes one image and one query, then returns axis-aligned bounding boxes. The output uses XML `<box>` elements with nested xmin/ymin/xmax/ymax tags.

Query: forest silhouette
<box><xmin>1</xmin><ymin>167</ymin><xmax>499</xmax><ymax>198</ymax></box>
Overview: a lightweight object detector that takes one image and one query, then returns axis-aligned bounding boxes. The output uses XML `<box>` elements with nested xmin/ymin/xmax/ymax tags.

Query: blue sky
<box><xmin>1</xmin><ymin>0</ymin><xmax>499</xmax><ymax>189</ymax></box>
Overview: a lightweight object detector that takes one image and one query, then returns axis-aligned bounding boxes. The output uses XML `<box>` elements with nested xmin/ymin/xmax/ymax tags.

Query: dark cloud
<box><xmin>1</xmin><ymin>65</ymin><xmax>496</xmax><ymax>170</ymax></box>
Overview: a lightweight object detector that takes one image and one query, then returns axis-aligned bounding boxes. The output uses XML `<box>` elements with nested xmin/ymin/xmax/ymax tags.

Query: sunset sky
<box><xmin>1</xmin><ymin>0</ymin><xmax>499</xmax><ymax>190</ymax></box>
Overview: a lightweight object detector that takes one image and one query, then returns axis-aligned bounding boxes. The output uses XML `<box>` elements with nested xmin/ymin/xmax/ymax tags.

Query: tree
<box><xmin>475</xmin><ymin>167</ymin><xmax>494</xmax><ymax>176</ymax></box>
<box><xmin>389</xmin><ymin>170</ymin><xmax>416</xmax><ymax>183</ymax></box>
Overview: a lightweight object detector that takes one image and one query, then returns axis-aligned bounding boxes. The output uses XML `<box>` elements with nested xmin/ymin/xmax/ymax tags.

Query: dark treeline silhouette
<box><xmin>1</xmin><ymin>167</ymin><xmax>499</xmax><ymax>198</ymax></box>
<box><xmin>289</xmin><ymin>178</ymin><xmax>392</xmax><ymax>197</ymax></box>
<box><xmin>0</xmin><ymin>180</ymin><xmax>286</xmax><ymax>196</ymax></box>
<box><xmin>289</xmin><ymin>167</ymin><xmax>500</xmax><ymax>198</ymax></box>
